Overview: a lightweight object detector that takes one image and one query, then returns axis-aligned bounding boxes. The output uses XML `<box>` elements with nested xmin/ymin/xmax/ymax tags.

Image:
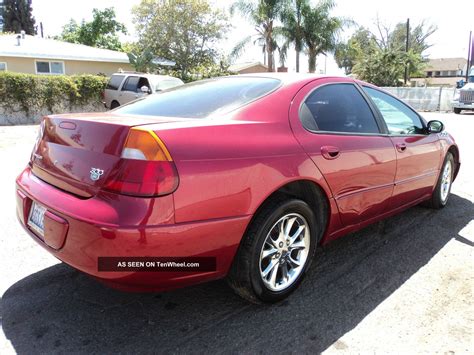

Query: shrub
<box><xmin>0</xmin><ymin>72</ymin><xmax>108</xmax><ymax>115</ymax></box>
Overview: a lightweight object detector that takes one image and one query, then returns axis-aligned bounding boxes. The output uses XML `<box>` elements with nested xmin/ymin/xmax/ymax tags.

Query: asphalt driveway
<box><xmin>1</xmin><ymin>112</ymin><xmax>472</xmax><ymax>354</ymax></box>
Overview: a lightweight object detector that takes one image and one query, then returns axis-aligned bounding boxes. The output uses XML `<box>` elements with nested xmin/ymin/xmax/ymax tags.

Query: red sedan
<box><xmin>16</xmin><ymin>75</ymin><xmax>460</xmax><ymax>303</ymax></box>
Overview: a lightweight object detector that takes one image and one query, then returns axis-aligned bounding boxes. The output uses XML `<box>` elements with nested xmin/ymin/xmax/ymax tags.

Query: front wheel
<box><xmin>424</xmin><ymin>152</ymin><xmax>454</xmax><ymax>209</ymax></box>
<box><xmin>453</xmin><ymin>108</ymin><xmax>461</xmax><ymax>114</ymax></box>
<box><xmin>227</xmin><ymin>198</ymin><xmax>319</xmax><ymax>303</ymax></box>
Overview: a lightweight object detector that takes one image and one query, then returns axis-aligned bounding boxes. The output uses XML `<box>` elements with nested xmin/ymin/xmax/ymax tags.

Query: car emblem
<box><xmin>90</xmin><ymin>167</ymin><xmax>104</xmax><ymax>181</ymax></box>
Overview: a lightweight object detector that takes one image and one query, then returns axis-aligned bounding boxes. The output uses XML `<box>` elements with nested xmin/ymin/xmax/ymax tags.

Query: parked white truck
<box><xmin>453</xmin><ymin>66</ymin><xmax>474</xmax><ymax>114</ymax></box>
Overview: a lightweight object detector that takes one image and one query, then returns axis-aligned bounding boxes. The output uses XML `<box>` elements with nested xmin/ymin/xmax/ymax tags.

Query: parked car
<box><xmin>103</xmin><ymin>72</ymin><xmax>184</xmax><ymax>109</ymax></box>
<box><xmin>16</xmin><ymin>74</ymin><xmax>460</xmax><ymax>303</ymax></box>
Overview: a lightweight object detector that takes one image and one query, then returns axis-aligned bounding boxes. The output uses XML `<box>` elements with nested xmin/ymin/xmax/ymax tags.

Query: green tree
<box><xmin>352</xmin><ymin>48</ymin><xmax>425</xmax><ymax>87</ymax></box>
<box><xmin>127</xmin><ymin>48</ymin><xmax>156</xmax><ymax>73</ymax></box>
<box><xmin>230</xmin><ymin>0</ymin><xmax>287</xmax><ymax>72</ymax></box>
<box><xmin>58</xmin><ymin>8</ymin><xmax>127</xmax><ymax>51</ymax></box>
<box><xmin>338</xmin><ymin>20</ymin><xmax>435</xmax><ymax>85</ymax></box>
<box><xmin>277</xmin><ymin>0</ymin><xmax>309</xmax><ymax>72</ymax></box>
<box><xmin>3</xmin><ymin>0</ymin><xmax>35</xmax><ymax>35</ymax></box>
<box><xmin>388</xmin><ymin>21</ymin><xmax>437</xmax><ymax>53</ymax></box>
<box><xmin>133</xmin><ymin>0</ymin><xmax>229</xmax><ymax>79</ymax></box>
<box><xmin>301</xmin><ymin>0</ymin><xmax>345</xmax><ymax>73</ymax></box>
<box><xmin>334</xmin><ymin>27</ymin><xmax>374</xmax><ymax>75</ymax></box>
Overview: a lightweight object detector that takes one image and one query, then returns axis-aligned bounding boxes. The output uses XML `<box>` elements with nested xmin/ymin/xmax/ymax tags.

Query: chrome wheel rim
<box><xmin>259</xmin><ymin>213</ymin><xmax>310</xmax><ymax>292</ymax></box>
<box><xmin>440</xmin><ymin>160</ymin><xmax>452</xmax><ymax>202</ymax></box>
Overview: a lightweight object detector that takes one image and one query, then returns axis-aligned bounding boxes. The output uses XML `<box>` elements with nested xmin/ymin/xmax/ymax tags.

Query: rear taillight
<box><xmin>30</xmin><ymin>119</ymin><xmax>45</xmax><ymax>165</ymax></box>
<box><xmin>104</xmin><ymin>127</ymin><xmax>179</xmax><ymax>197</ymax></box>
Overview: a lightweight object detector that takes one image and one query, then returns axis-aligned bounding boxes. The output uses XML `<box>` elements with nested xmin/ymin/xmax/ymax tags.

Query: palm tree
<box><xmin>278</xmin><ymin>0</ymin><xmax>309</xmax><ymax>73</ymax></box>
<box><xmin>230</xmin><ymin>0</ymin><xmax>286</xmax><ymax>72</ymax></box>
<box><xmin>302</xmin><ymin>0</ymin><xmax>344</xmax><ymax>73</ymax></box>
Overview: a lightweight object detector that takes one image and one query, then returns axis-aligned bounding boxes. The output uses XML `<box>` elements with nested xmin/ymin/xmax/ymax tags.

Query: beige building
<box><xmin>0</xmin><ymin>34</ymin><xmax>133</xmax><ymax>76</ymax></box>
<box><xmin>411</xmin><ymin>58</ymin><xmax>468</xmax><ymax>87</ymax></box>
<box><xmin>229</xmin><ymin>62</ymin><xmax>268</xmax><ymax>74</ymax></box>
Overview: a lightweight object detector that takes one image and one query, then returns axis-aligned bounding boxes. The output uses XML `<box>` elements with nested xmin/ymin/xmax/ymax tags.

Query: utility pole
<box><xmin>467</xmin><ymin>31</ymin><xmax>472</xmax><ymax>82</ymax></box>
<box><xmin>404</xmin><ymin>18</ymin><xmax>410</xmax><ymax>85</ymax></box>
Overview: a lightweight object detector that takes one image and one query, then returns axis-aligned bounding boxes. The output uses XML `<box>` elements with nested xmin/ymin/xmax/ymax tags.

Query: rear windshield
<box><xmin>114</xmin><ymin>77</ymin><xmax>281</xmax><ymax>118</ymax></box>
<box><xmin>106</xmin><ymin>75</ymin><xmax>125</xmax><ymax>90</ymax></box>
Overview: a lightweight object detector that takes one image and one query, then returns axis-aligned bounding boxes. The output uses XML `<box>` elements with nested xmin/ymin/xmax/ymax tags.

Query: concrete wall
<box><xmin>0</xmin><ymin>56</ymin><xmax>133</xmax><ymax>76</ymax></box>
<box><xmin>381</xmin><ymin>87</ymin><xmax>455</xmax><ymax>111</ymax></box>
<box><xmin>0</xmin><ymin>99</ymin><xmax>106</xmax><ymax>125</ymax></box>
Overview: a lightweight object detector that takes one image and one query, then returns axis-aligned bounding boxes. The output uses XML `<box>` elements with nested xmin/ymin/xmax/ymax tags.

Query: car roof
<box><xmin>226</xmin><ymin>73</ymin><xmax>352</xmax><ymax>87</ymax></box>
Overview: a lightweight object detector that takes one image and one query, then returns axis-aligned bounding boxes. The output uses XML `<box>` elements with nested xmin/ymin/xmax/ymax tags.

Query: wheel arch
<box><xmin>447</xmin><ymin>144</ymin><xmax>460</xmax><ymax>180</ymax></box>
<box><xmin>248</xmin><ymin>179</ymin><xmax>330</xmax><ymax>245</ymax></box>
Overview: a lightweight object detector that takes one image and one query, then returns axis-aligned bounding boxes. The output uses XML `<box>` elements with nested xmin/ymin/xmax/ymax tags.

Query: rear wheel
<box><xmin>453</xmin><ymin>108</ymin><xmax>461</xmax><ymax>114</ymax></box>
<box><xmin>227</xmin><ymin>197</ymin><xmax>319</xmax><ymax>303</ymax></box>
<box><xmin>110</xmin><ymin>101</ymin><xmax>120</xmax><ymax>109</ymax></box>
<box><xmin>424</xmin><ymin>152</ymin><xmax>454</xmax><ymax>209</ymax></box>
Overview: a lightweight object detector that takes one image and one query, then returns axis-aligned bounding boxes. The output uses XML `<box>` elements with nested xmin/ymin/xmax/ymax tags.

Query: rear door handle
<box><xmin>321</xmin><ymin>146</ymin><xmax>340</xmax><ymax>160</ymax></box>
<box><xmin>396</xmin><ymin>143</ymin><xmax>407</xmax><ymax>152</ymax></box>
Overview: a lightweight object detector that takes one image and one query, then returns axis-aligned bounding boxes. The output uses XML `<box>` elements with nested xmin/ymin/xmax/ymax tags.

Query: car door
<box><xmin>290</xmin><ymin>78</ymin><xmax>397</xmax><ymax>227</ymax></box>
<box><xmin>119</xmin><ymin>76</ymin><xmax>141</xmax><ymax>104</ymax></box>
<box><xmin>362</xmin><ymin>86</ymin><xmax>442</xmax><ymax>208</ymax></box>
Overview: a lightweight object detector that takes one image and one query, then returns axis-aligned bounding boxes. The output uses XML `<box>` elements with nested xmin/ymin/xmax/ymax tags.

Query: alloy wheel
<box><xmin>259</xmin><ymin>213</ymin><xmax>310</xmax><ymax>292</ymax></box>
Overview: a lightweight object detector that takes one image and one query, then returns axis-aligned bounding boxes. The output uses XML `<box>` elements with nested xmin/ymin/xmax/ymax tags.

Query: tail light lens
<box><xmin>104</xmin><ymin>128</ymin><xmax>179</xmax><ymax>197</ymax></box>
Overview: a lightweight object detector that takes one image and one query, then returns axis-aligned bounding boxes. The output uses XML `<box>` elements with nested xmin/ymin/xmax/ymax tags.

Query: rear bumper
<box><xmin>16</xmin><ymin>167</ymin><xmax>249</xmax><ymax>291</ymax></box>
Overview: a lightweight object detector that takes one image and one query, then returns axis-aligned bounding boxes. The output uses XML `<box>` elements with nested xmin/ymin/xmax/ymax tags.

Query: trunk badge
<box><xmin>90</xmin><ymin>168</ymin><xmax>104</xmax><ymax>181</ymax></box>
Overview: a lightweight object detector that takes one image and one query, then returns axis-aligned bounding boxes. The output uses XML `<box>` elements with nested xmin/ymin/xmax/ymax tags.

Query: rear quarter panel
<box><xmin>149</xmin><ymin>83</ymin><xmax>333</xmax><ymax>224</ymax></box>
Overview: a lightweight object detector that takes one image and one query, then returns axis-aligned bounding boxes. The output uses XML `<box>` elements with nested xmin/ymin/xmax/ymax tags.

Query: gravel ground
<box><xmin>0</xmin><ymin>112</ymin><xmax>472</xmax><ymax>354</ymax></box>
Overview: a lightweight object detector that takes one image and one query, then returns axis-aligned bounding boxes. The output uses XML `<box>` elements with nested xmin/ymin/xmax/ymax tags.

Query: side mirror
<box><xmin>140</xmin><ymin>86</ymin><xmax>151</xmax><ymax>94</ymax></box>
<box><xmin>427</xmin><ymin>120</ymin><xmax>444</xmax><ymax>134</ymax></box>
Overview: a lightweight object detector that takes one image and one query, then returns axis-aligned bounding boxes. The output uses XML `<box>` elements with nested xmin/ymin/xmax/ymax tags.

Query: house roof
<box><xmin>229</xmin><ymin>62</ymin><xmax>267</xmax><ymax>72</ymax></box>
<box><xmin>0</xmin><ymin>34</ymin><xmax>129</xmax><ymax>63</ymax></box>
<box><xmin>426</xmin><ymin>58</ymin><xmax>467</xmax><ymax>72</ymax></box>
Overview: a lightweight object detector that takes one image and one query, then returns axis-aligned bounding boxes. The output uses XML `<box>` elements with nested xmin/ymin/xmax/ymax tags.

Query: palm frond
<box><xmin>230</xmin><ymin>34</ymin><xmax>254</xmax><ymax>60</ymax></box>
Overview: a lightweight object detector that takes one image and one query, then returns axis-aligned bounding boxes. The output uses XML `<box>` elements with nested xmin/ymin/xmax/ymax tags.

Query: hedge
<box><xmin>0</xmin><ymin>72</ymin><xmax>108</xmax><ymax>115</ymax></box>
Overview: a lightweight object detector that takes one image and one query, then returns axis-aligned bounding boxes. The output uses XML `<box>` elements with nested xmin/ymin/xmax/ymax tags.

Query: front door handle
<box><xmin>321</xmin><ymin>146</ymin><xmax>340</xmax><ymax>160</ymax></box>
<box><xmin>396</xmin><ymin>143</ymin><xmax>407</xmax><ymax>152</ymax></box>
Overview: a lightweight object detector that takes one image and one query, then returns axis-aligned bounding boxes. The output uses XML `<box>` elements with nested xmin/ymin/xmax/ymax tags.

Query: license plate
<box><xmin>28</xmin><ymin>201</ymin><xmax>47</xmax><ymax>237</ymax></box>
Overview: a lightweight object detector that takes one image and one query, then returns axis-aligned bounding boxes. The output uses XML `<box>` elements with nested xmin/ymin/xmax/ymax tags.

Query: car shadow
<box><xmin>2</xmin><ymin>194</ymin><xmax>473</xmax><ymax>354</ymax></box>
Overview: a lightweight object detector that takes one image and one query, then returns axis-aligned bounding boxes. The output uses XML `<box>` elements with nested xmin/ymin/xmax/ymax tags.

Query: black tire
<box><xmin>227</xmin><ymin>197</ymin><xmax>319</xmax><ymax>303</ymax></box>
<box><xmin>453</xmin><ymin>108</ymin><xmax>461</xmax><ymax>114</ymax></box>
<box><xmin>424</xmin><ymin>152</ymin><xmax>454</xmax><ymax>209</ymax></box>
<box><xmin>110</xmin><ymin>101</ymin><xmax>120</xmax><ymax>109</ymax></box>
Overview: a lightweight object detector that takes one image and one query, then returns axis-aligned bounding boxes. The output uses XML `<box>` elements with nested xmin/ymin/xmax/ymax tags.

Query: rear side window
<box><xmin>107</xmin><ymin>75</ymin><xmax>125</xmax><ymax>90</ymax></box>
<box><xmin>115</xmin><ymin>77</ymin><xmax>281</xmax><ymax>118</ymax></box>
<box><xmin>300</xmin><ymin>84</ymin><xmax>380</xmax><ymax>134</ymax></box>
<box><xmin>122</xmin><ymin>76</ymin><xmax>140</xmax><ymax>92</ymax></box>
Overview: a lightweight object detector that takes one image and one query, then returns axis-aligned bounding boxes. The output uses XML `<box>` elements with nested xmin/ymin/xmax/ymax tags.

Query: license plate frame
<box><xmin>28</xmin><ymin>201</ymin><xmax>47</xmax><ymax>237</ymax></box>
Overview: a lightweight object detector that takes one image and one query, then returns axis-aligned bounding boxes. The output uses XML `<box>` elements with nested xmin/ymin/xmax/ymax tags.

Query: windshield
<box><xmin>114</xmin><ymin>77</ymin><xmax>281</xmax><ymax>118</ymax></box>
<box><xmin>156</xmin><ymin>79</ymin><xmax>183</xmax><ymax>91</ymax></box>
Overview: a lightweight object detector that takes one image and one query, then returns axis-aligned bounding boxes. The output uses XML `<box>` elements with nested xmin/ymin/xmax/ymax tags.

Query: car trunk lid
<box><xmin>30</xmin><ymin>113</ymin><xmax>186</xmax><ymax>198</ymax></box>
